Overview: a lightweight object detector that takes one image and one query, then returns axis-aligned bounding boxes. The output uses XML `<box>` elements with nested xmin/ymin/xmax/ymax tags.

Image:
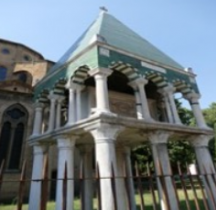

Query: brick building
<box><xmin>0</xmin><ymin>39</ymin><xmax>54</xmax><ymax>200</ymax></box>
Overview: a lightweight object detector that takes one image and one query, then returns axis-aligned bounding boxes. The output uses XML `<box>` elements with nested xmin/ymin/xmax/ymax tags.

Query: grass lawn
<box><xmin>0</xmin><ymin>189</ymin><xmax>206</xmax><ymax>210</ymax></box>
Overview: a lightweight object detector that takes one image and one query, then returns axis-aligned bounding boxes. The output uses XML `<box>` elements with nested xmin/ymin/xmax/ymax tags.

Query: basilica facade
<box><xmin>0</xmin><ymin>39</ymin><xmax>53</xmax><ymax>199</ymax></box>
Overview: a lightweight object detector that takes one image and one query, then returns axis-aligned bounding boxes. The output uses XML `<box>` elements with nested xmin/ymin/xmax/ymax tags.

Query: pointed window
<box><xmin>0</xmin><ymin>104</ymin><xmax>28</xmax><ymax>170</ymax></box>
<box><xmin>0</xmin><ymin>66</ymin><xmax>7</xmax><ymax>81</ymax></box>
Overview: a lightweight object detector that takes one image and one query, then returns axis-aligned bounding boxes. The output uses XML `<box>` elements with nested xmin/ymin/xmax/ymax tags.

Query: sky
<box><xmin>1</xmin><ymin>0</ymin><xmax>215</xmax><ymax>108</ymax></box>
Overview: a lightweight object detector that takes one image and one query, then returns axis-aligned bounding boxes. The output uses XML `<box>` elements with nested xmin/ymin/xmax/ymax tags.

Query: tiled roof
<box><xmin>49</xmin><ymin>11</ymin><xmax>183</xmax><ymax>73</ymax></box>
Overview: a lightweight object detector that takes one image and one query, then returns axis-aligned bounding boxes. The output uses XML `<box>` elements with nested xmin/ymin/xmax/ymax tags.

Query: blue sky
<box><xmin>1</xmin><ymin>0</ymin><xmax>215</xmax><ymax>108</ymax></box>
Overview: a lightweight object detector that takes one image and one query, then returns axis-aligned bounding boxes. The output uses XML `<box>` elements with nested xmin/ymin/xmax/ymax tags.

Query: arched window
<box><xmin>0</xmin><ymin>66</ymin><xmax>7</xmax><ymax>81</ymax></box>
<box><xmin>14</xmin><ymin>71</ymin><xmax>32</xmax><ymax>84</ymax></box>
<box><xmin>0</xmin><ymin>104</ymin><xmax>28</xmax><ymax>170</ymax></box>
<box><xmin>18</xmin><ymin>72</ymin><xmax>27</xmax><ymax>83</ymax></box>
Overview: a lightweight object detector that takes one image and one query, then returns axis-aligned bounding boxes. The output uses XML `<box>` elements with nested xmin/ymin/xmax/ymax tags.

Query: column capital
<box><xmin>32</xmin><ymin>144</ymin><xmax>47</xmax><ymax>155</ymax></box>
<box><xmin>65</xmin><ymin>81</ymin><xmax>85</xmax><ymax>90</ymax></box>
<box><xmin>56</xmin><ymin>95</ymin><xmax>65</xmax><ymax>103</ymax></box>
<box><xmin>184</xmin><ymin>92</ymin><xmax>201</xmax><ymax>103</ymax></box>
<box><xmin>88</xmin><ymin>68</ymin><xmax>113</xmax><ymax>77</ymax></box>
<box><xmin>57</xmin><ymin>136</ymin><xmax>77</xmax><ymax>148</ymax></box>
<box><xmin>148</xmin><ymin>130</ymin><xmax>172</xmax><ymax>144</ymax></box>
<box><xmin>190</xmin><ymin>134</ymin><xmax>214</xmax><ymax>147</ymax></box>
<box><xmin>34</xmin><ymin>101</ymin><xmax>44</xmax><ymax>109</ymax></box>
<box><xmin>47</xmin><ymin>91</ymin><xmax>60</xmax><ymax>101</ymax></box>
<box><xmin>128</xmin><ymin>77</ymin><xmax>148</xmax><ymax>89</ymax></box>
<box><xmin>159</xmin><ymin>83</ymin><xmax>176</xmax><ymax>95</ymax></box>
<box><xmin>86</xmin><ymin>123</ymin><xmax>124</xmax><ymax>143</ymax></box>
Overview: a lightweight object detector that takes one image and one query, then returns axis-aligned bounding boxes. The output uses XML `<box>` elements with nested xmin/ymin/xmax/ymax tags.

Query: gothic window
<box><xmin>0</xmin><ymin>66</ymin><xmax>7</xmax><ymax>81</ymax></box>
<box><xmin>0</xmin><ymin>104</ymin><xmax>28</xmax><ymax>170</ymax></box>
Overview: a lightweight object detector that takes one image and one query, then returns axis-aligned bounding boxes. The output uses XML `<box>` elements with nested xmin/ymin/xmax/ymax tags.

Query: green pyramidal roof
<box><xmin>49</xmin><ymin>11</ymin><xmax>183</xmax><ymax>73</ymax></box>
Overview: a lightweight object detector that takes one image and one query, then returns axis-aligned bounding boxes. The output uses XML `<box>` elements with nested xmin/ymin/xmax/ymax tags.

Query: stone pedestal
<box><xmin>88</xmin><ymin>123</ymin><xmax>124</xmax><ymax>210</ymax></box>
<box><xmin>191</xmin><ymin>135</ymin><xmax>216</xmax><ymax>208</ymax></box>
<box><xmin>149</xmin><ymin>131</ymin><xmax>179</xmax><ymax>210</ymax></box>
<box><xmin>116</xmin><ymin>146</ymin><xmax>136</xmax><ymax>210</ymax></box>
<box><xmin>55</xmin><ymin>136</ymin><xmax>76</xmax><ymax>210</ymax></box>
<box><xmin>28</xmin><ymin>145</ymin><xmax>47</xmax><ymax>210</ymax></box>
<box><xmin>79</xmin><ymin>145</ymin><xmax>94</xmax><ymax>210</ymax></box>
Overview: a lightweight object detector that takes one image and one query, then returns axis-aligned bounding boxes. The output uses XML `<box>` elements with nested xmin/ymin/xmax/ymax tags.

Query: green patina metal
<box><xmin>97</xmin><ymin>48</ymin><xmax>199</xmax><ymax>93</ymax></box>
<box><xmin>34</xmin><ymin>11</ymin><xmax>199</xmax><ymax>100</ymax></box>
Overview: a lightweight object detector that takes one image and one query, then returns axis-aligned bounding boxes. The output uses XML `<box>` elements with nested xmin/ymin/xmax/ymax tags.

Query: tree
<box><xmin>203</xmin><ymin>102</ymin><xmax>216</xmax><ymax>161</ymax></box>
<box><xmin>131</xmin><ymin>99</ymin><xmax>196</xmax><ymax>173</ymax></box>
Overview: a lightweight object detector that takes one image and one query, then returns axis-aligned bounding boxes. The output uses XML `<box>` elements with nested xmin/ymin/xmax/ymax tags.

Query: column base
<box><xmin>198</xmin><ymin>124</ymin><xmax>212</xmax><ymax>130</ymax></box>
<box><xmin>90</xmin><ymin>108</ymin><xmax>117</xmax><ymax>117</ymax></box>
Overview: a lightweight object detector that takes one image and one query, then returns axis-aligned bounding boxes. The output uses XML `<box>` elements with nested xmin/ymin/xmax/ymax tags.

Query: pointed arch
<box><xmin>0</xmin><ymin>104</ymin><xmax>28</xmax><ymax>169</ymax></box>
<box><xmin>172</xmin><ymin>79</ymin><xmax>192</xmax><ymax>95</ymax></box>
<box><xmin>145</xmin><ymin>71</ymin><xmax>168</xmax><ymax>88</ymax></box>
<box><xmin>109</xmin><ymin>61</ymin><xmax>139</xmax><ymax>81</ymax></box>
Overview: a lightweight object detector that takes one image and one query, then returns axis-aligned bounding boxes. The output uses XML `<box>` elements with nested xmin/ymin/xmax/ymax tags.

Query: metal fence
<box><xmin>0</xmin><ymin>157</ymin><xmax>216</xmax><ymax>210</ymax></box>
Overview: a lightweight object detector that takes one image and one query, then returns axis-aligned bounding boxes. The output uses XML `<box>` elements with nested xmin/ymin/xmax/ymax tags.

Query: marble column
<box><xmin>76</xmin><ymin>85</ymin><xmax>84</xmax><ymax>121</ymax></box>
<box><xmin>162</xmin><ymin>93</ymin><xmax>173</xmax><ymax>123</ymax></box>
<box><xmin>129</xmin><ymin>83</ymin><xmax>143</xmax><ymax>119</ymax></box>
<box><xmin>88</xmin><ymin>123</ymin><xmax>124</xmax><ymax>210</ymax></box>
<box><xmin>184</xmin><ymin>92</ymin><xmax>208</xmax><ymax>128</ymax></box>
<box><xmin>55</xmin><ymin>136</ymin><xmax>76</xmax><ymax>210</ymax></box>
<box><xmin>55</xmin><ymin>96</ymin><xmax>65</xmax><ymax>129</ymax></box>
<box><xmin>190</xmin><ymin>135</ymin><xmax>216</xmax><ymax>207</ymax></box>
<box><xmin>79</xmin><ymin>145</ymin><xmax>93</xmax><ymax>210</ymax></box>
<box><xmin>159</xmin><ymin>85</ymin><xmax>181</xmax><ymax>124</ymax></box>
<box><xmin>148</xmin><ymin>131</ymin><xmax>179</xmax><ymax>210</ymax></box>
<box><xmin>32</xmin><ymin>102</ymin><xmax>44</xmax><ymax>136</ymax></box>
<box><xmin>129</xmin><ymin>78</ymin><xmax>152</xmax><ymax>121</ymax></box>
<box><xmin>124</xmin><ymin>147</ymin><xmax>136</xmax><ymax>210</ymax></box>
<box><xmin>47</xmin><ymin>92</ymin><xmax>58</xmax><ymax>132</ymax></box>
<box><xmin>88</xmin><ymin>68</ymin><xmax>113</xmax><ymax>114</ymax></box>
<box><xmin>28</xmin><ymin>144</ymin><xmax>47</xmax><ymax>210</ymax></box>
<box><xmin>116</xmin><ymin>146</ymin><xmax>128</xmax><ymax>210</ymax></box>
<box><xmin>116</xmin><ymin>146</ymin><xmax>136</xmax><ymax>210</ymax></box>
<box><xmin>66</xmin><ymin>82</ymin><xmax>76</xmax><ymax>125</ymax></box>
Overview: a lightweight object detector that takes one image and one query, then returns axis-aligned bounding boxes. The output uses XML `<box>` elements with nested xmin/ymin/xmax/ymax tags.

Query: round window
<box><xmin>23</xmin><ymin>55</ymin><xmax>32</xmax><ymax>61</ymax></box>
<box><xmin>1</xmin><ymin>48</ymin><xmax>10</xmax><ymax>54</ymax></box>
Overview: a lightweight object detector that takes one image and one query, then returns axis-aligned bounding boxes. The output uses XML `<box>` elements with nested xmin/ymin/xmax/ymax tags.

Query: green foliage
<box><xmin>203</xmin><ymin>102</ymin><xmax>216</xmax><ymax>161</ymax></box>
<box><xmin>131</xmin><ymin>144</ymin><xmax>153</xmax><ymax>173</ymax></box>
<box><xmin>203</xmin><ymin>103</ymin><xmax>216</xmax><ymax>128</ymax></box>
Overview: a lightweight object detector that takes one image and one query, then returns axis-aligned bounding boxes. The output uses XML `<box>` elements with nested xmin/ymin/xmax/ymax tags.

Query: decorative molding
<box><xmin>99</xmin><ymin>47</ymin><xmax>110</xmax><ymax>57</ymax></box>
<box><xmin>141</xmin><ymin>61</ymin><xmax>166</xmax><ymax>74</ymax></box>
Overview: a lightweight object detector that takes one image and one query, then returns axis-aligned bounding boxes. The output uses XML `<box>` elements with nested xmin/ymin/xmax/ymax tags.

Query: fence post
<box><xmin>62</xmin><ymin>162</ymin><xmax>67</xmax><ymax>210</ymax></box>
<box><xmin>0</xmin><ymin>160</ymin><xmax>5</xmax><ymax>201</ymax></box>
<box><xmin>40</xmin><ymin>154</ymin><xmax>49</xmax><ymax>210</ymax></box>
<box><xmin>16</xmin><ymin>160</ymin><xmax>27</xmax><ymax>210</ymax></box>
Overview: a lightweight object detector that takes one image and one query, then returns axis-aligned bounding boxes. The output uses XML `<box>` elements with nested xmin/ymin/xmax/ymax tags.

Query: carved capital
<box><xmin>57</xmin><ymin>136</ymin><xmax>77</xmax><ymax>149</ymax></box>
<box><xmin>190</xmin><ymin>135</ymin><xmax>214</xmax><ymax>147</ymax></box>
<box><xmin>32</xmin><ymin>144</ymin><xmax>47</xmax><ymax>155</ymax></box>
<box><xmin>88</xmin><ymin>68</ymin><xmax>113</xmax><ymax>77</ymax></box>
<box><xmin>148</xmin><ymin>130</ymin><xmax>172</xmax><ymax>144</ymax></box>
<box><xmin>34</xmin><ymin>100</ymin><xmax>44</xmax><ymax>109</ymax></box>
<box><xmin>128</xmin><ymin>77</ymin><xmax>148</xmax><ymax>90</ymax></box>
<box><xmin>159</xmin><ymin>83</ymin><xmax>176</xmax><ymax>96</ymax></box>
<box><xmin>86</xmin><ymin>123</ymin><xmax>124</xmax><ymax>143</ymax></box>
<box><xmin>184</xmin><ymin>92</ymin><xmax>201</xmax><ymax>104</ymax></box>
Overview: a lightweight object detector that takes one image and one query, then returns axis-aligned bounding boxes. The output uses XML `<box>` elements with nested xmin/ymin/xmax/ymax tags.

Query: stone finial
<box><xmin>185</xmin><ymin>67</ymin><xmax>193</xmax><ymax>73</ymax></box>
<box><xmin>100</xmin><ymin>6</ymin><xmax>108</xmax><ymax>13</ymax></box>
